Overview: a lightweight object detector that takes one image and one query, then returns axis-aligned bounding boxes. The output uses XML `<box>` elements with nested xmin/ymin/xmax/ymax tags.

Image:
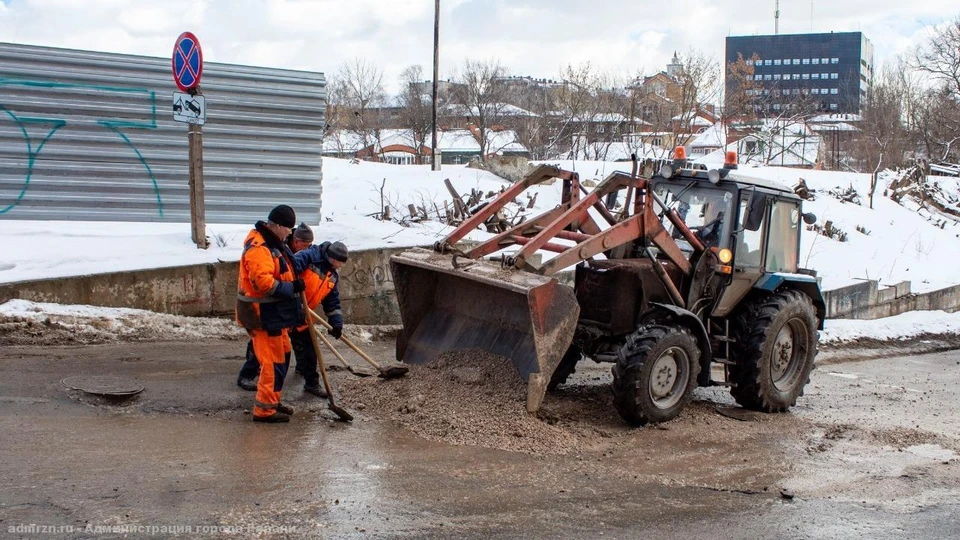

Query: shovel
<box><xmin>301</xmin><ymin>293</ymin><xmax>353</xmax><ymax>422</ymax></box>
<box><xmin>308</xmin><ymin>307</ymin><xmax>410</xmax><ymax>379</ymax></box>
<box><xmin>316</xmin><ymin>328</ymin><xmax>376</xmax><ymax>378</ymax></box>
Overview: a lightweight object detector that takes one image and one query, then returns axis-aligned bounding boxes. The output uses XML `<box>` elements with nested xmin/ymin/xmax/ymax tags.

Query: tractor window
<box><xmin>765</xmin><ymin>201</ymin><xmax>800</xmax><ymax>272</ymax></box>
<box><xmin>735</xmin><ymin>197</ymin><xmax>764</xmax><ymax>268</ymax></box>
<box><xmin>654</xmin><ymin>183</ymin><xmax>734</xmax><ymax>250</ymax></box>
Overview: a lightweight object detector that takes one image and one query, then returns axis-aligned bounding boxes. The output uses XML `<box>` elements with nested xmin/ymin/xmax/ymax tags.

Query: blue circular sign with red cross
<box><xmin>172</xmin><ymin>32</ymin><xmax>203</xmax><ymax>92</ymax></box>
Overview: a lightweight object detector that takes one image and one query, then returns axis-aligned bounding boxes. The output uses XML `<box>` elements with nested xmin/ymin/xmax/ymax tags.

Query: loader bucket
<box><xmin>390</xmin><ymin>248</ymin><xmax>580</xmax><ymax>412</ymax></box>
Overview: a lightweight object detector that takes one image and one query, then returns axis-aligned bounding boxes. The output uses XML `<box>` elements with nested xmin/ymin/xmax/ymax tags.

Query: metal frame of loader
<box><xmin>391</xmin><ymin>155</ymin><xmax>825</xmax><ymax>425</ymax></box>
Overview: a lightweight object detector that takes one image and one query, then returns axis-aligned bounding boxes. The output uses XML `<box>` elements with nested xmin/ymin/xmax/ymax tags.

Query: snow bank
<box><xmin>820</xmin><ymin>310</ymin><xmax>960</xmax><ymax>344</ymax></box>
<box><xmin>4</xmin><ymin>298</ymin><xmax>958</xmax><ymax>348</ymax></box>
<box><xmin>0</xmin><ymin>299</ymin><xmax>245</xmax><ymax>345</ymax></box>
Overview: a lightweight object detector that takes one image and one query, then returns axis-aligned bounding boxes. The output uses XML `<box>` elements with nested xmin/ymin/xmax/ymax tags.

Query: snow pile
<box><xmin>0</xmin><ymin>299</ymin><xmax>246</xmax><ymax>345</ymax></box>
<box><xmin>819</xmin><ymin>310</ymin><xmax>960</xmax><ymax>344</ymax></box>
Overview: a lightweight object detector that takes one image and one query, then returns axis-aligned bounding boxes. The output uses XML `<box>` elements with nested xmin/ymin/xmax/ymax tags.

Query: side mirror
<box><xmin>744</xmin><ymin>192</ymin><xmax>769</xmax><ymax>231</ymax></box>
<box><xmin>802</xmin><ymin>212</ymin><xmax>817</xmax><ymax>225</ymax></box>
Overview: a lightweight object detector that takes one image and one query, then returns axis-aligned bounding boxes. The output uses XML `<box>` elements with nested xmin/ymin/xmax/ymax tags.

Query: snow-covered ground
<box><xmin>3</xmin><ymin>299</ymin><xmax>958</xmax><ymax>346</ymax></box>
<box><xmin>2</xmin><ymin>157</ymin><xmax>959</xmax><ymax>296</ymax></box>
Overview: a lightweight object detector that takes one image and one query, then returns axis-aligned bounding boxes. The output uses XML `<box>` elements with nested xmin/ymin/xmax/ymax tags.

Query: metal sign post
<box><xmin>172</xmin><ymin>31</ymin><xmax>208</xmax><ymax>249</ymax></box>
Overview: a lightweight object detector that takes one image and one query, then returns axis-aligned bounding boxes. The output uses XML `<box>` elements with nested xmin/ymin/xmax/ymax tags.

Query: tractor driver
<box><xmin>696</xmin><ymin>200</ymin><xmax>725</xmax><ymax>248</ymax></box>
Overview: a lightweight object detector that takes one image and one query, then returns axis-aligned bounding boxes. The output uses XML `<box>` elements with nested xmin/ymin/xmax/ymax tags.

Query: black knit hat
<box><xmin>267</xmin><ymin>205</ymin><xmax>296</xmax><ymax>228</ymax></box>
<box><xmin>293</xmin><ymin>222</ymin><xmax>314</xmax><ymax>242</ymax></box>
<box><xmin>327</xmin><ymin>241</ymin><xmax>349</xmax><ymax>262</ymax></box>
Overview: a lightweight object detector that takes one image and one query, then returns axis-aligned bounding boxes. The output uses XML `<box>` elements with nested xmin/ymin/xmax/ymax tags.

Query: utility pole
<box><xmin>775</xmin><ymin>0</ymin><xmax>780</xmax><ymax>35</ymax></box>
<box><xmin>431</xmin><ymin>0</ymin><xmax>441</xmax><ymax>171</ymax></box>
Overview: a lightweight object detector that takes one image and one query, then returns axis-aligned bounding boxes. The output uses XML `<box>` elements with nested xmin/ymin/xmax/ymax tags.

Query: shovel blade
<box><xmin>377</xmin><ymin>362</ymin><xmax>410</xmax><ymax>378</ymax></box>
<box><xmin>390</xmin><ymin>248</ymin><xmax>580</xmax><ymax>412</ymax></box>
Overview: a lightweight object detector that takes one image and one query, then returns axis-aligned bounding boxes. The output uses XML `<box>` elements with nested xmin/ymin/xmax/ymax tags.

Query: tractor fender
<box><xmin>641</xmin><ymin>302</ymin><xmax>713</xmax><ymax>386</ymax></box>
<box><xmin>754</xmin><ymin>273</ymin><xmax>826</xmax><ymax>330</ymax></box>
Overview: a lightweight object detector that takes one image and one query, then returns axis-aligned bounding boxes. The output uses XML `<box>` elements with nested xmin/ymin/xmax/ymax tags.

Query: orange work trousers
<box><xmin>250</xmin><ymin>329</ymin><xmax>292</xmax><ymax>418</ymax></box>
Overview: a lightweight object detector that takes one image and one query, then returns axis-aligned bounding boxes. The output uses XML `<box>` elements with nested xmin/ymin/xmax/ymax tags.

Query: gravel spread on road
<box><xmin>339</xmin><ymin>348</ymin><xmax>635</xmax><ymax>455</ymax></box>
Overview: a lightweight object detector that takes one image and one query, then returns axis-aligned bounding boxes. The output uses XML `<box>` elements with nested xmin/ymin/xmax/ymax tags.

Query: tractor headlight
<box><xmin>718</xmin><ymin>248</ymin><xmax>733</xmax><ymax>264</ymax></box>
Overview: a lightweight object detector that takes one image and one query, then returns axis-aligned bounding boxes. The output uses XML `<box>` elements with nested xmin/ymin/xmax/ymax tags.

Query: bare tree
<box><xmin>331</xmin><ymin>58</ymin><xmax>387</xmax><ymax>154</ymax></box>
<box><xmin>552</xmin><ymin>63</ymin><xmax>599</xmax><ymax>159</ymax></box>
<box><xmin>723</xmin><ymin>53</ymin><xmax>763</xmax><ymax>122</ymax></box>
<box><xmin>856</xmin><ymin>63</ymin><xmax>911</xmax><ymax>207</ymax></box>
<box><xmin>397</xmin><ymin>65</ymin><xmax>432</xmax><ymax>164</ymax></box>
<box><xmin>579</xmin><ymin>72</ymin><xmax>632</xmax><ymax>161</ymax></box>
<box><xmin>452</xmin><ymin>59</ymin><xmax>509</xmax><ymax>160</ymax></box>
<box><xmin>506</xmin><ymin>78</ymin><xmax>556</xmax><ymax>160</ymax></box>
<box><xmin>671</xmin><ymin>49</ymin><xmax>722</xmax><ymax>146</ymax></box>
<box><xmin>913</xmin><ymin>18</ymin><xmax>960</xmax><ymax>98</ymax></box>
<box><xmin>909</xmin><ymin>20</ymin><xmax>960</xmax><ymax>162</ymax></box>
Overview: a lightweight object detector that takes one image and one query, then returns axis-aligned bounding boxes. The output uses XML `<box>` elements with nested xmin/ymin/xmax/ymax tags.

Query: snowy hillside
<box><xmin>1</xmin><ymin>157</ymin><xmax>959</xmax><ymax>296</ymax></box>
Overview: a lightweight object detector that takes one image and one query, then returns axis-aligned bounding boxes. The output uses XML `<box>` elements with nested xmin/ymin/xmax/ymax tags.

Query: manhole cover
<box><xmin>61</xmin><ymin>376</ymin><xmax>144</xmax><ymax>397</ymax></box>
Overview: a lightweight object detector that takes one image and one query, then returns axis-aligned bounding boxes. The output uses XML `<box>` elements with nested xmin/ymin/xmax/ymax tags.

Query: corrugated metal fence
<box><xmin>0</xmin><ymin>42</ymin><xmax>325</xmax><ymax>223</ymax></box>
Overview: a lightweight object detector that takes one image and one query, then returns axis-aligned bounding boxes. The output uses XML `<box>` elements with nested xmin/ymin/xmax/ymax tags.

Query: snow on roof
<box><xmin>321</xmin><ymin>130</ymin><xmax>365</xmax><ymax>154</ymax></box>
<box><xmin>322</xmin><ymin>129</ymin><xmax>425</xmax><ymax>154</ymax></box>
<box><xmin>671</xmin><ymin>110</ymin><xmax>713</xmax><ymax>125</ymax></box>
<box><xmin>570</xmin><ymin>140</ymin><xmax>671</xmax><ymax>162</ymax></box>
<box><xmin>808</xmin><ymin>113</ymin><xmax>862</xmax><ymax>124</ymax></box>
<box><xmin>485</xmin><ymin>130</ymin><xmax>526</xmax><ymax>153</ymax></box>
<box><xmin>689</xmin><ymin>122</ymin><xmax>726</xmax><ymax>149</ymax></box>
<box><xmin>810</xmin><ymin>122</ymin><xmax>859</xmax><ymax>132</ymax></box>
<box><xmin>442</xmin><ymin>102</ymin><xmax>539</xmax><ymax>117</ymax></box>
<box><xmin>429</xmin><ymin>129</ymin><xmax>481</xmax><ymax>152</ymax></box>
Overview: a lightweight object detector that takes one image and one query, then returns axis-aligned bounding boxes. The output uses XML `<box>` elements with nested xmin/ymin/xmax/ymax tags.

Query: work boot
<box><xmin>237</xmin><ymin>378</ymin><xmax>257</xmax><ymax>391</ymax></box>
<box><xmin>303</xmin><ymin>384</ymin><xmax>328</xmax><ymax>398</ymax></box>
<box><xmin>277</xmin><ymin>403</ymin><xmax>295</xmax><ymax>416</ymax></box>
<box><xmin>253</xmin><ymin>412</ymin><xmax>290</xmax><ymax>423</ymax></box>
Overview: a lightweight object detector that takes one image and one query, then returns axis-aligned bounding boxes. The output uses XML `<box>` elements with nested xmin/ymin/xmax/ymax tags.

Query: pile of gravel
<box><xmin>339</xmin><ymin>349</ymin><xmax>630</xmax><ymax>455</ymax></box>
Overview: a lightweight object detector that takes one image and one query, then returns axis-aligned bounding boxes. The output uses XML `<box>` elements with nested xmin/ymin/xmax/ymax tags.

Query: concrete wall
<box><xmin>823</xmin><ymin>279</ymin><xmax>960</xmax><ymax>319</ymax></box>
<box><xmin>0</xmin><ymin>246</ymin><xmax>414</xmax><ymax>325</ymax></box>
<box><xmin>4</xmin><ymin>250</ymin><xmax>960</xmax><ymax>324</ymax></box>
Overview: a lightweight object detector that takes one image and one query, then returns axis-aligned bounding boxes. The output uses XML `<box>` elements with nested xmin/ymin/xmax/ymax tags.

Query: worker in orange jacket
<box><xmin>237</xmin><ymin>222</ymin><xmax>315</xmax><ymax>392</ymax></box>
<box><xmin>291</xmin><ymin>240</ymin><xmax>348</xmax><ymax>396</ymax></box>
<box><xmin>235</xmin><ymin>205</ymin><xmax>306</xmax><ymax>423</ymax></box>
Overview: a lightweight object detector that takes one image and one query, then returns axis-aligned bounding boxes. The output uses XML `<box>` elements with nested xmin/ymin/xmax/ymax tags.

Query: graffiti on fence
<box><xmin>0</xmin><ymin>78</ymin><xmax>162</xmax><ymax>216</ymax></box>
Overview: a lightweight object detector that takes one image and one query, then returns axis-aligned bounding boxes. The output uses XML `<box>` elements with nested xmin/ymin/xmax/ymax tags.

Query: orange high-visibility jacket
<box><xmin>297</xmin><ymin>264</ymin><xmax>337</xmax><ymax>330</ymax></box>
<box><xmin>235</xmin><ymin>228</ymin><xmax>296</xmax><ymax>330</ymax></box>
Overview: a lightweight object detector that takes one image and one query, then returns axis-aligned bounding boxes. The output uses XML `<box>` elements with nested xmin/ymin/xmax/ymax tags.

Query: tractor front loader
<box><xmin>390</xmin><ymin>153</ymin><xmax>825</xmax><ymax>425</ymax></box>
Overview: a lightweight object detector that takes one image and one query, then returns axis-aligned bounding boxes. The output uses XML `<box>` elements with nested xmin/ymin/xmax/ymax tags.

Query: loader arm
<box><xmin>438</xmin><ymin>164</ymin><xmax>580</xmax><ymax>250</ymax></box>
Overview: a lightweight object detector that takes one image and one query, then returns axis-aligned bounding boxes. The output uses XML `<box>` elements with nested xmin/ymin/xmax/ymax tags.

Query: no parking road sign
<box><xmin>172</xmin><ymin>31</ymin><xmax>203</xmax><ymax>92</ymax></box>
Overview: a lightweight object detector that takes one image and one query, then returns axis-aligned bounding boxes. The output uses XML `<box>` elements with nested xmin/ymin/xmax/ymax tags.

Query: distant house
<box><xmin>687</xmin><ymin>122</ymin><xmax>727</xmax><ymax>158</ymax></box>
<box><xmin>323</xmin><ymin>127</ymin><xmax>530</xmax><ymax>165</ymax></box>
<box><xmin>694</xmin><ymin>120</ymin><xmax>821</xmax><ymax>168</ymax></box>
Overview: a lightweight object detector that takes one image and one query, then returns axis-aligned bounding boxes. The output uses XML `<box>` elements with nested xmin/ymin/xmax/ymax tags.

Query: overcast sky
<box><xmin>0</xmin><ymin>0</ymin><xmax>956</xmax><ymax>92</ymax></box>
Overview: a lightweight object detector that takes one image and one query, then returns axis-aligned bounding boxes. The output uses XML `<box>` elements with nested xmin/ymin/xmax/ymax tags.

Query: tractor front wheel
<box><xmin>730</xmin><ymin>290</ymin><xmax>818</xmax><ymax>412</ymax></box>
<box><xmin>611</xmin><ymin>325</ymin><xmax>701</xmax><ymax>426</ymax></box>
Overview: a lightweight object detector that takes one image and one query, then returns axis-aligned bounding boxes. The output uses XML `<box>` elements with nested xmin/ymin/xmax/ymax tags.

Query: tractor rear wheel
<box><xmin>729</xmin><ymin>290</ymin><xmax>818</xmax><ymax>412</ymax></box>
<box><xmin>547</xmin><ymin>345</ymin><xmax>582</xmax><ymax>391</ymax></box>
<box><xmin>611</xmin><ymin>324</ymin><xmax>701</xmax><ymax>426</ymax></box>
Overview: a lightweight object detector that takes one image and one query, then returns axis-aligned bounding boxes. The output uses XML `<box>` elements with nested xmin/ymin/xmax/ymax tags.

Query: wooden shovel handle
<box><xmin>301</xmin><ymin>293</ymin><xmax>338</xmax><ymax>406</ymax></box>
<box><xmin>307</xmin><ymin>307</ymin><xmax>382</xmax><ymax>369</ymax></box>
<box><xmin>315</xmin><ymin>327</ymin><xmax>351</xmax><ymax>368</ymax></box>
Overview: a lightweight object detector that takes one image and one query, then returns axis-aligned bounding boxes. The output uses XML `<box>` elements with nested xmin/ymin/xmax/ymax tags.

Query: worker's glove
<box><xmin>291</xmin><ymin>278</ymin><xmax>306</xmax><ymax>294</ymax></box>
<box><xmin>329</xmin><ymin>325</ymin><xmax>343</xmax><ymax>340</ymax></box>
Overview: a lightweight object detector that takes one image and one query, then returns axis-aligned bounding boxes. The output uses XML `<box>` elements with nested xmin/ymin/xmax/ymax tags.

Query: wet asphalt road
<box><xmin>0</xmin><ymin>339</ymin><xmax>958</xmax><ymax>539</ymax></box>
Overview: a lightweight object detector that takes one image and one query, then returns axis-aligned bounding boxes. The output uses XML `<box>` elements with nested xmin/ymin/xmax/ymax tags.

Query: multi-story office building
<box><xmin>725</xmin><ymin>32</ymin><xmax>874</xmax><ymax>116</ymax></box>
